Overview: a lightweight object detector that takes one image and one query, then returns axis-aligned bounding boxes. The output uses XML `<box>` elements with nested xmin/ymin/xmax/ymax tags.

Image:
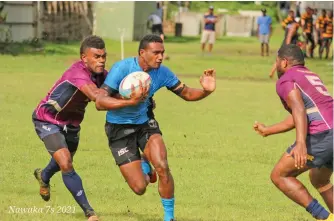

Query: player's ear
<box><xmin>282</xmin><ymin>58</ymin><xmax>288</xmax><ymax>68</ymax></box>
<box><xmin>139</xmin><ymin>49</ymin><xmax>145</xmax><ymax>57</ymax></box>
<box><xmin>81</xmin><ymin>53</ymin><xmax>87</xmax><ymax>63</ymax></box>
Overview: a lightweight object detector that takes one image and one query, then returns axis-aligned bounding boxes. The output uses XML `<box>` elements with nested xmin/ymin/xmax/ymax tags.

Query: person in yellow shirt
<box><xmin>281</xmin><ymin>10</ymin><xmax>295</xmax><ymax>30</ymax></box>
<box><xmin>320</xmin><ymin>11</ymin><xmax>333</xmax><ymax>59</ymax></box>
<box><xmin>301</xmin><ymin>7</ymin><xmax>315</xmax><ymax>58</ymax></box>
<box><xmin>316</xmin><ymin>10</ymin><xmax>327</xmax><ymax>56</ymax></box>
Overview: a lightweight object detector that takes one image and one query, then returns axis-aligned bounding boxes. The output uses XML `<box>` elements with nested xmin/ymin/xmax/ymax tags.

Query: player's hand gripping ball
<box><xmin>119</xmin><ymin>71</ymin><xmax>151</xmax><ymax>99</ymax></box>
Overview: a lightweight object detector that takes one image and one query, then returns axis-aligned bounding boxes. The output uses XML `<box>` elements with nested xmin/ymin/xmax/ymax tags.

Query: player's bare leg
<box><xmin>325</xmin><ymin>41</ymin><xmax>331</xmax><ymax>59</ymax></box>
<box><xmin>309</xmin><ymin>40</ymin><xmax>315</xmax><ymax>58</ymax></box>
<box><xmin>319</xmin><ymin>41</ymin><xmax>325</xmax><ymax>59</ymax></box>
<box><xmin>144</xmin><ymin>134</ymin><xmax>175</xmax><ymax>221</ymax></box>
<box><xmin>53</xmin><ymin>148</ymin><xmax>97</xmax><ymax>220</ymax></box>
<box><xmin>201</xmin><ymin>43</ymin><xmax>206</xmax><ymax>53</ymax></box>
<box><xmin>271</xmin><ymin>153</ymin><xmax>331</xmax><ymax>220</ymax></box>
<box><xmin>119</xmin><ymin>160</ymin><xmax>148</xmax><ymax>195</ymax></box>
<box><xmin>208</xmin><ymin>43</ymin><xmax>213</xmax><ymax>53</ymax></box>
<box><xmin>265</xmin><ymin>43</ymin><xmax>269</xmax><ymax>56</ymax></box>
<box><xmin>261</xmin><ymin>43</ymin><xmax>264</xmax><ymax>56</ymax></box>
<box><xmin>309</xmin><ymin>167</ymin><xmax>333</xmax><ymax>212</ymax></box>
<box><xmin>271</xmin><ymin>153</ymin><xmax>311</xmax><ymax>206</ymax></box>
<box><xmin>34</xmin><ymin>150</ymin><xmax>76</xmax><ymax>201</ymax></box>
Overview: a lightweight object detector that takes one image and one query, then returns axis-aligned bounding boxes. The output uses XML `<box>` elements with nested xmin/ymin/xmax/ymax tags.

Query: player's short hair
<box><xmin>278</xmin><ymin>44</ymin><xmax>305</xmax><ymax>66</ymax></box>
<box><xmin>138</xmin><ymin>34</ymin><xmax>163</xmax><ymax>55</ymax></box>
<box><xmin>80</xmin><ymin>35</ymin><xmax>105</xmax><ymax>54</ymax></box>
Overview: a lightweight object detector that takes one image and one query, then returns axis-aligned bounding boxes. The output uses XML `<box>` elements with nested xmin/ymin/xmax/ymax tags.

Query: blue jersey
<box><xmin>204</xmin><ymin>14</ymin><xmax>216</xmax><ymax>31</ymax></box>
<box><xmin>103</xmin><ymin>57</ymin><xmax>180</xmax><ymax>124</ymax></box>
<box><xmin>257</xmin><ymin>15</ymin><xmax>272</xmax><ymax>35</ymax></box>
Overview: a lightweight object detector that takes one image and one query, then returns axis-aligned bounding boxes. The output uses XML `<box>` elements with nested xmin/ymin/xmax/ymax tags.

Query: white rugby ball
<box><xmin>119</xmin><ymin>71</ymin><xmax>151</xmax><ymax>99</ymax></box>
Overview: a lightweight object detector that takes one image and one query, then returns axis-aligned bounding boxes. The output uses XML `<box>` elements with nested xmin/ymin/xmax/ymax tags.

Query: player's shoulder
<box><xmin>110</xmin><ymin>57</ymin><xmax>137</xmax><ymax>73</ymax></box>
<box><xmin>113</xmin><ymin>57</ymin><xmax>136</xmax><ymax>68</ymax></box>
<box><xmin>64</xmin><ymin>60</ymin><xmax>89</xmax><ymax>79</ymax></box>
<box><xmin>277</xmin><ymin>68</ymin><xmax>296</xmax><ymax>84</ymax></box>
<box><xmin>301</xmin><ymin>12</ymin><xmax>308</xmax><ymax>19</ymax></box>
<box><xmin>157</xmin><ymin>64</ymin><xmax>173</xmax><ymax>74</ymax></box>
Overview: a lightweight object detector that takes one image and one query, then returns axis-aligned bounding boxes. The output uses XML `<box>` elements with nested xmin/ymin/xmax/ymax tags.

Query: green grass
<box><xmin>167</xmin><ymin>1</ymin><xmax>278</xmax><ymax>21</ymax></box>
<box><xmin>0</xmin><ymin>27</ymin><xmax>332</xmax><ymax>221</ymax></box>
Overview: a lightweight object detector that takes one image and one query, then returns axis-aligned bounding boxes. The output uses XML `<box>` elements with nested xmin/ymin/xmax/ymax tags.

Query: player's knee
<box><xmin>310</xmin><ymin>178</ymin><xmax>333</xmax><ymax>194</ymax></box>
<box><xmin>309</xmin><ymin>173</ymin><xmax>331</xmax><ymax>189</ymax></box>
<box><xmin>270</xmin><ymin>168</ymin><xmax>280</xmax><ymax>185</ymax></box>
<box><xmin>58</xmin><ymin>158</ymin><xmax>73</xmax><ymax>172</ymax></box>
<box><xmin>131</xmin><ymin>183</ymin><xmax>146</xmax><ymax>195</ymax></box>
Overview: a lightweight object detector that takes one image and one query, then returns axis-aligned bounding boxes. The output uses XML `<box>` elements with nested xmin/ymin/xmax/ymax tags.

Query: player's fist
<box><xmin>200</xmin><ymin>68</ymin><xmax>216</xmax><ymax>93</ymax></box>
<box><xmin>129</xmin><ymin>81</ymin><xmax>149</xmax><ymax>105</ymax></box>
<box><xmin>253</xmin><ymin>121</ymin><xmax>268</xmax><ymax>137</ymax></box>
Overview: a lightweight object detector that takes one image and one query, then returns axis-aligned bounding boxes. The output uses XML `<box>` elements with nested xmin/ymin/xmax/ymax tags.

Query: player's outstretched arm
<box><xmin>269</xmin><ymin>63</ymin><xmax>276</xmax><ymax>78</ymax></box>
<box><xmin>253</xmin><ymin>115</ymin><xmax>295</xmax><ymax>137</ymax></box>
<box><xmin>95</xmin><ymin>81</ymin><xmax>149</xmax><ymax>111</ymax></box>
<box><xmin>79</xmin><ymin>83</ymin><xmax>134</xmax><ymax>110</ymax></box>
<box><xmin>286</xmin><ymin>23</ymin><xmax>297</xmax><ymax>44</ymax></box>
<box><xmin>172</xmin><ymin>69</ymin><xmax>216</xmax><ymax>101</ymax></box>
<box><xmin>80</xmin><ymin>83</ymin><xmax>108</xmax><ymax>101</ymax></box>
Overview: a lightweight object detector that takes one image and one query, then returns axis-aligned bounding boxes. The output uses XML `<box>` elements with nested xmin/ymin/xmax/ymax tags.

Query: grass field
<box><xmin>0</xmin><ymin>28</ymin><xmax>333</xmax><ymax>221</ymax></box>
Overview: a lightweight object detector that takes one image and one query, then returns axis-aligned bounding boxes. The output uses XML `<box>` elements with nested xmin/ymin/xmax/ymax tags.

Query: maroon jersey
<box><xmin>34</xmin><ymin>61</ymin><xmax>107</xmax><ymax>127</ymax></box>
<box><xmin>276</xmin><ymin>65</ymin><xmax>333</xmax><ymax>134</ymax></box>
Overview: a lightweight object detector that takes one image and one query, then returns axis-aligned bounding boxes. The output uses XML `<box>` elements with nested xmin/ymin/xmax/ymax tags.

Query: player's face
<box><xmin>276</xmin><ymin>57</ymin><xmax>288</xmax><ymax>78</ymax></box>
<box><xmin>289</xmin><ymin>11</ymin><xmax>294</xmax><ymax>18</ymax></box>
<box><xmin>81</xmin><ymin>48</ymin><xmax>107</xmax><ymax>74</ymax></box>
<box><xmin>141</xmin><ymin>42</ymin><xmax>164</xmax><ymax>69</ymax></box>
<box><xmin>307</xmin><ymin>8</ymin><xmax>312</xmax><ymax>15</ymax></box>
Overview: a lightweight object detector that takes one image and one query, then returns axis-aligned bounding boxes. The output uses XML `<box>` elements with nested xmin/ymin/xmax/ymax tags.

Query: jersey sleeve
<box><xmin>103</xmin><ymin>63</ymin><xmax>127</xmax><ymax>93</ymax></box>
<box><xmin>301</xmin><ymin>13</ymin><xmax>308</xmax><ymax>21</ymax></box>
<box><xmin>161</xmin><ymin>66</ymin><xmax>181</xmax><ymax>90</ymax></box>
<box><xmin>69</xmin><ymin>69</ymin><xmax>93</xmax><ymax>89</ymax></box>
<box><xmin>276</xmin><ymin>79</ymin><xmax>295</xmax><ymax>102</ymax></box>
<box><xmin>281</xmin><ymin>19</ymin><xmax>288</xmax><ymax>28</ymax></box>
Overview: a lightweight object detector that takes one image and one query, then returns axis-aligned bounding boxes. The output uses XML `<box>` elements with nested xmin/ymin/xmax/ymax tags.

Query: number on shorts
<box><xmin>305</xmin><ymin>75</ymin><xmax>330</xmax><ymax>96</ymax></box>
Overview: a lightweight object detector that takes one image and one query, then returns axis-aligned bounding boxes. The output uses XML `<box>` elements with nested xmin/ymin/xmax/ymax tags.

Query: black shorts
<box><xmin>105</xmin><ymin>119</ymin><xmax>162</xmax><ymax>166</ymax></box>
<box><xmin>286</xmin><ymin>129</ymin><xmax>333</xmax><ymax>169</ymax></box>
<box><xmin>152</xmin><ymin>24</ymin><xmax>163</xmax><ymax>35</ymax></box>
<box><xmin>317</xmin><ymin>31</ymin><xmax>322</xmax><ymax>45</ymax></box>
<box><xmin>323</xmin><ymin>37</ymin><xmax>333</xmax><ymax>45</ymax></box>
<box><xmin>32</xmin><ymin>112</ymin><xmax>80</xmax><ymax>155</ymax></box>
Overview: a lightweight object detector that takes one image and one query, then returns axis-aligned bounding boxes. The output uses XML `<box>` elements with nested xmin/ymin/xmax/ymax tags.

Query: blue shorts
<box><xmin>287</xmin><ymin>129</ymin><xmax>333</xmax><ymax>169</ymax></box>
<box><xmin>32</xmin><ymin>112</ymin><xmax>80</xmax><ymax>155</ymax></box>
